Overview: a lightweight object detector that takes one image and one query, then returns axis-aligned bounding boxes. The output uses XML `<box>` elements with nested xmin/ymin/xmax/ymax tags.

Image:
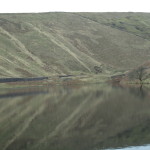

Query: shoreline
<box><xmin>0</xmin><ymin>75</ymin><xmax>149</xmax><ymax>89</ymax></box>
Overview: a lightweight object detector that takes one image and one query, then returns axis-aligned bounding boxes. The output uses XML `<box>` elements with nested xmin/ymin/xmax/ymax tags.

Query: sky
<box><xmin>0</xmin><ymin>0</ymin><xmax>150</xmax><ymax>13</ymax></box>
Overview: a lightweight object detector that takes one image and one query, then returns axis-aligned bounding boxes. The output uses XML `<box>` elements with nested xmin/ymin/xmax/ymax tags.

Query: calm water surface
<box><xmin>0</xmin><ymin>84</ymin><xmax>150</xmax><ymax>150</ymax></box>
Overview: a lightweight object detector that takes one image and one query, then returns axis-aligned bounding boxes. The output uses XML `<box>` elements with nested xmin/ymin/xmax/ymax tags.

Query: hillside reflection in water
<box><xmin>0</xmin><ymin>84</ymin><xmax>150</xmax><ymax>150</ymax></box>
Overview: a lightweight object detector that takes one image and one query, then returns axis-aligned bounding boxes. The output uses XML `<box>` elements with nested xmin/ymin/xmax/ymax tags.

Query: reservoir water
<box><xmin>0</xmin><ymin>84</ymin><xmax>150</xmax><ymax>150</ymax></box>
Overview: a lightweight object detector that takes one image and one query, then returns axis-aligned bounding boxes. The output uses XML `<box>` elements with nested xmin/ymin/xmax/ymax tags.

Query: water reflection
<box><xmin>107</xmin><ymin>145</ymin><xmax>150</xmax><ymax>150</ymax></box>
<box><xmin>0</xmin><ymin>87</ymin><xmax>49</xmax><ymax>98</ymax></box>
<box><xmin>0</xmin><ymin>84</ymin><xmax>150</xmax><ymax>150</ymax></box>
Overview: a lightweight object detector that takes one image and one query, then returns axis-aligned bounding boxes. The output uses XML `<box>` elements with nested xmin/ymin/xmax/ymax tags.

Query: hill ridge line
<box><xmin>73</xmin><ymin>13</ymin><xmax>149</xmax><ymax>41</ymax></box>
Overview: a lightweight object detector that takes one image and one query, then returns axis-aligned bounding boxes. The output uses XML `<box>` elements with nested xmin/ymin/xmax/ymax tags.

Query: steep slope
<box><xmin>0</xmin><ymin>12</ymin><xmax>150</xmax><ymax>77</ymax></box>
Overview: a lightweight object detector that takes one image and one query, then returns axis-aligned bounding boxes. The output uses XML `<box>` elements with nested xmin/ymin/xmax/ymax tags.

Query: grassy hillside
<box><xmin>78</xmin><ymin>12</ymin><xmax>150</xmax><ymax>39</ymax></box>
<box><xmin>0</xmin><ymin>12</ymin><xmax>150</xmax><ymax>78</ymax></box>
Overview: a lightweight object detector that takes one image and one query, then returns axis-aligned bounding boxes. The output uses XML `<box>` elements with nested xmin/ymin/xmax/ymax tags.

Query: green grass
<box><xmin>78</xmin><ymin>12</ymin><xmax>150</xmax><ymax>39</ymax></box>
<box><xmin>0</xmin><ymin>12</ymin><xmax>150</xmax><ymax>78</ymax></box>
